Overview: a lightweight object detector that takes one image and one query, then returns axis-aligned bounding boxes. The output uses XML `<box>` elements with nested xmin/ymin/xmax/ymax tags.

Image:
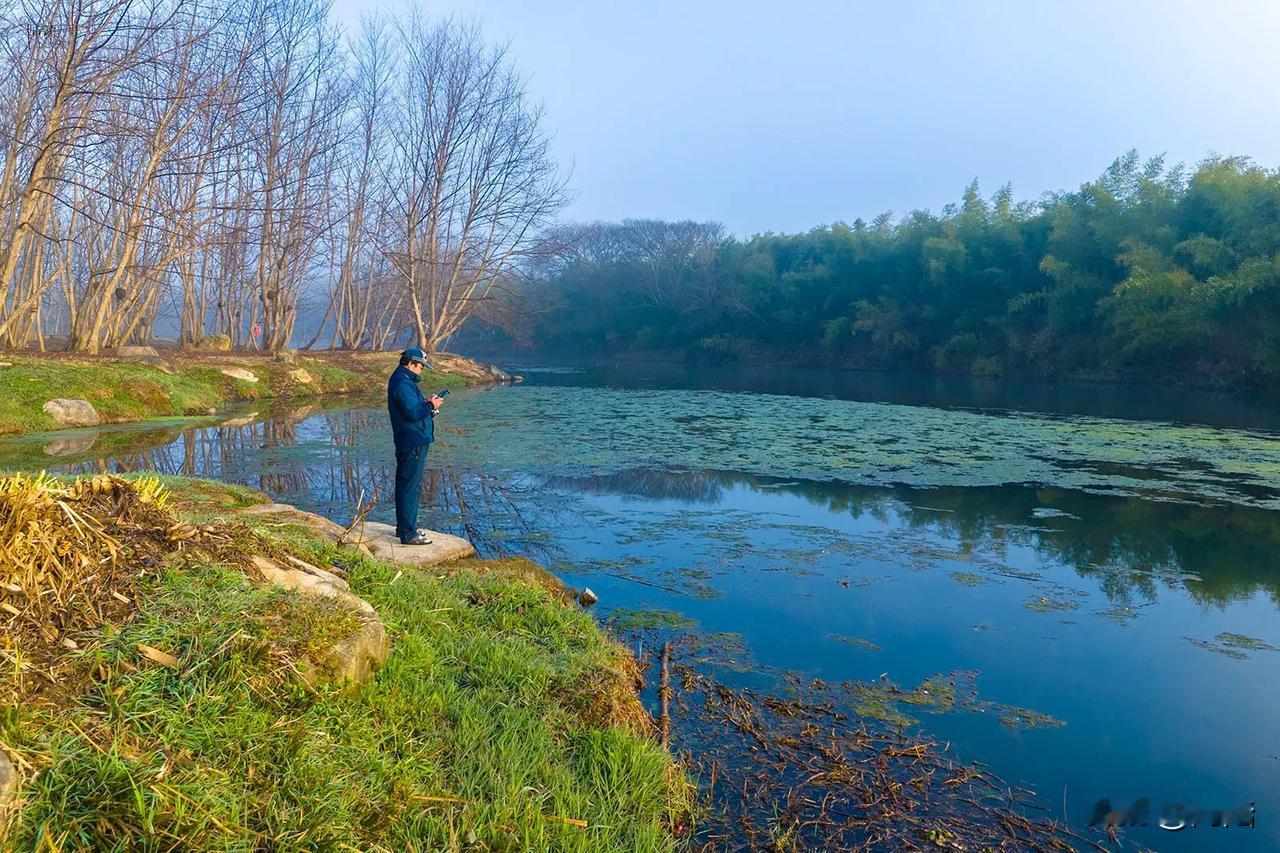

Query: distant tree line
<box><xmin>0</xmin><ymin>0</ymin><xmax>563</xmax><ymax>354</ymax></box>
<box><xmin>502</xmin><ymin>152</ymin><xmax>1280</xmax><ymax>389</ymax></box>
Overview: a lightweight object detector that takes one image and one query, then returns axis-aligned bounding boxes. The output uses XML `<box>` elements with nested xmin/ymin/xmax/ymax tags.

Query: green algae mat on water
<box><xmin>437</xmin><ymin>387</ymin><xmax>1280</xmax><ymax>509</ymax></box>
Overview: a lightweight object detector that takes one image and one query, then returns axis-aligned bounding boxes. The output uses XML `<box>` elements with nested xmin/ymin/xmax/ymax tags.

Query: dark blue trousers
<box><xmin>394</xmin><ymin>443</ymin><xmax>428</xmax><ymax>542</ymax></box>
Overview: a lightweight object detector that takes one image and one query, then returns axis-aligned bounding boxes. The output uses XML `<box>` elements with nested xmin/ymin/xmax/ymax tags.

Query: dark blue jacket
<box><xmin>387</xmin><ymin>365</ymin><xmax>435</xmax><ymax>451</ymax></box>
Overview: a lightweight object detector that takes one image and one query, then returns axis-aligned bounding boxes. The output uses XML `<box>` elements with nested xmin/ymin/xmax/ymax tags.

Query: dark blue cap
<box><xmin>401</xmin><ymin>346</ymin><xmax>427</xmax><ymax>362</ymax></box>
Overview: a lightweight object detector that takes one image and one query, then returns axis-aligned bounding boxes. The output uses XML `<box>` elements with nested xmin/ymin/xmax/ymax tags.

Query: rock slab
<box><xmin>251</xmin><ymin>554</ymin><xmax>372</xmax><ymax>616</ymax></box>
<box><xmin>43</xmin><ymin>398</ymin><xmax>100</xmax><ymax>427</ymax></box>
<box><xmin>220</xmin><ymin>366</ymin><xmax>259</xmax><ymax>383</ymax></box>
<box><xmin>239</xmin><ymin>503</ymin><xmax>372</xmax><ymax>555</ymax></box>
<box><xmin>350</xmin><ymin>521</ymin><xmax>476</xmax><ymax>567</ymax></box>
<box><xmin>0</xmin><ymin>746</ymin><xmax>16</xmax><ymax>832</ymax></box>
<box><xmin>236</xmin><ymin>503</ymin><xmax>474</xmax><ymax>570</ymax></box>
<box><xmin>251</xmin><ymin>555</ymin><xmax>388</xmax><ymax>689</ymax></box>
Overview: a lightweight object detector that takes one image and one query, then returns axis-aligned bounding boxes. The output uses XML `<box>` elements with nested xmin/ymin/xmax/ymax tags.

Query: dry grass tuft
<box><xmin>0</xmin><ymin>473</ymin><xmax>224</xmax><ymax>699</ymax></box>
<box><xmin>559</xmin><ymin>639</ymin><xmax>658</xmax><ymax>737</ymax></box>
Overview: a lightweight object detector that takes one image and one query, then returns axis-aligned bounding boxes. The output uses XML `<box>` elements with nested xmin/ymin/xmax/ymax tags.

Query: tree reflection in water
<box><xmin>548</xmin><ymin>467</ymin><xmax>1280</xmax><ymax>610</ymax></box>
<box><xmin>22</xmin><ymin>409</ymin><xmax>551</xmax><ymax>560</ymax></box>
<box><xmin>7</xmin><ymin>407</ymin><xmax>1280</xmax><ymax>611</ymax></box>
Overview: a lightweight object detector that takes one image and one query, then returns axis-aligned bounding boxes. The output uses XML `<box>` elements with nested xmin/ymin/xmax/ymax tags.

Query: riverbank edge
<box><xmin>472</xmin><ymin>343</ymin><xmax>1277</xmax><ymax>397</ymax></box>
<box><xmin>1</xmin><ymin>474</ymin><xmax>691</xmax><ymax>849</ymax></box>
<box><xmin>0</xmin><ymin>350</ymin><xmax>513</xmax><ymax>438</ymax></box>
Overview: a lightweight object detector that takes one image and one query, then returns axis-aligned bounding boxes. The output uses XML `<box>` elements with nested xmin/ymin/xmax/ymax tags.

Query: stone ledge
<box><xmin>219</xmin><ymin>366</ymin><xmax>259</xmax><ymax>383</ymax></box>
<box><xmin>236</xmin><ymin>503</ymin><xmax>478</xmax><ymax>569</ymax></box>
<box><xmin>238</xmin><ymin>503</ymin><xmax>373</xmax><ymax>556</ymax></box>
<box><xmin>346</xmin><ymin>521</ymin><xmax>476</xmax><ymax>568</ymax></box>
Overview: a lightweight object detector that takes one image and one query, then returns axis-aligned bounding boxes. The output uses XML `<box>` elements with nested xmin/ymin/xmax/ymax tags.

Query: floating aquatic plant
<box><xmin>1184</xmin><ymin>636</ymin><xmax>1248</xmax><ymax>660</ymax></box>
<box><xmin>436</xmin><ymin>386</ymin><xmax>1280</xmax><ymax>510</ymax></box>
<box><xmin>606</xmin><ymin>608</ymin><xmax>697</xmax><ymax>632</ymax></box>
<box><xmin>825</xmin><ymin>634</ymin><xmax>882</xmax><ymax>652</ymax></box>
<box><xmin>1216</xmin><ymin>632</ymin><xmax>1279</xmax><ymax>652</ymax></box>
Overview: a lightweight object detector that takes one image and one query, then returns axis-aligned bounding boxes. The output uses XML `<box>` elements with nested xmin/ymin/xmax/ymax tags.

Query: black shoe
<box><xmin>401</xmin><ymin>534</ymin><xmax>433</xmax><ymax>546</ymax></box>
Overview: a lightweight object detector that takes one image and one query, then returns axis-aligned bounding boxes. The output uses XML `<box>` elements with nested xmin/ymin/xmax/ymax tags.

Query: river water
<box><xmin>3</xmin><ymin>362</ymin><xmax>1279</xmax><ymax>850</ymax></box>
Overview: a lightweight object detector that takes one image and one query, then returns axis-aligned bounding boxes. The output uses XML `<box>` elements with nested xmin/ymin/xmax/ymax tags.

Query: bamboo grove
<box><xmin>514</xmin><ymin>153</ymin><xmax>1280</xmax><ymax>389</ymax></box>
<box><xmin>0</xmin><ymin>0</ymin><xmax>565</xmax><ymax>354</ymax></box>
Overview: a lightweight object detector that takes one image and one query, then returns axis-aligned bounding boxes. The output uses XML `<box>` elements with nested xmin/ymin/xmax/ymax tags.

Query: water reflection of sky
<box><xmin>547</xmin><ymin>479</ymin><xmax>1279</xmax><ymax>848</ymax></box>
<box><xmin>4</xmin><ymin>372</ymin><xmax>1280</xmax><ymax>850</ymax></box>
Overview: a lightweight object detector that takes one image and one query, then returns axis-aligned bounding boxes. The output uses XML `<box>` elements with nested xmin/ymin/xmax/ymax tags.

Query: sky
<box><xmin>329</xmin><ymin>0</ymin><xmax>1280</xmax><ymax>236</ymax></box>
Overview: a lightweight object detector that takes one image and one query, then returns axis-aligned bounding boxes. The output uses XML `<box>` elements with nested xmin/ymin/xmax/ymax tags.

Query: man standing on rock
<box><xmin>388</xmin><ymin>347</ymin><xmax>445</xmax><ymax>545</ymax></box>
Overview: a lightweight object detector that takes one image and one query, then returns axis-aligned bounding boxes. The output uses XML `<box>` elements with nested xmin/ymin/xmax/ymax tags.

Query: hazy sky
<box><xmin>330</xmin><ymin>0</ymin><xmax>1280</xmax><ymax>236</ymax></box>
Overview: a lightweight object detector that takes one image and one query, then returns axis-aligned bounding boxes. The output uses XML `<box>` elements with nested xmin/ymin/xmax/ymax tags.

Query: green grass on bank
<box><xmin>2</xmin><ymin>479</ymin><xmax>688</xmax><ymax>850</ymax></box>
<box><xmin>0</xmin><ymin>356</ymin><xmax>461</xmax><ymax>437</ymax></box>
<box><xmin>0</xmin><ymin>359</ymin><xmax>227</xmax><ymax>435</ymax></box>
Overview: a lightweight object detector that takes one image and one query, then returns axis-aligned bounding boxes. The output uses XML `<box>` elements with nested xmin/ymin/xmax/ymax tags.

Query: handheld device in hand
<box><xmin>436</xmin><ymin>389</ymin><xmax>450</xmax><ymax>397</ymax></box>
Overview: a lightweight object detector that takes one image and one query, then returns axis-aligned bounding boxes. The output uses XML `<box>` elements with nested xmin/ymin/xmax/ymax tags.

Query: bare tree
<box><xmin>0</xmin><ymin>0</ymin><xmax>565</xmax><ymax>354</ymax></box>
<box><xmin>376</xmin><ymin>16</ymin><xmax>566</xmax><ymax>352</ymax></box>
<box><xmin>0</xmin><ymin>0</ymin><xmax>173</xmax><ymax>346</ymax></box>
<box><xmin>241</xmin><ymin>0</ymin><xmax>343</xmax><ymax>352</ymax></box>
<box><xmin>321</xmin><ymin>15</ymin><xmax>390</xmax><ymax>350</ymax></box>
<box><xmin>66</xmin><ymin>0</ymin><xmax>252</xmax><ymax>352</ymax></box>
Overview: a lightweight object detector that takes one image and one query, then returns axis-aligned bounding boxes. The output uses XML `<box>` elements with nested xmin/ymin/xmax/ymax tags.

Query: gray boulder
<box><xmin>302</xmin><ymin>618</ymin><xmax>388</xmax><ymax>688</ymax></box>
<box><xmin>109</xmin><ymin>345</ymin><xmax>174</xmax><ymax>372</ymax></box>
<box><xmin>43</xmin><ymin>398</ymin><xmax>100</xmax><ymax>428</ymax></box>
<box><xmin>204</xmin><ymin>334</ymin><xmax>232</xmax><ymax>352</ymax></box>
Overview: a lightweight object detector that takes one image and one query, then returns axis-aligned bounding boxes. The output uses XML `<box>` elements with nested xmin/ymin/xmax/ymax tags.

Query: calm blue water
<box><xmin>4</xmin><ymin>364</ymin><xmax>1279</xmax><ymax>850</ymax></box>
